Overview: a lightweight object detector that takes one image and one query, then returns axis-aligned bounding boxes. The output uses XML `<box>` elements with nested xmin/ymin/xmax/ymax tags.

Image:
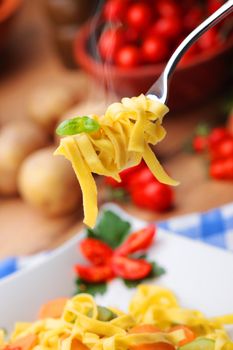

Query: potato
<box><xmin>18</xmin><ymin>147</ymin><xmax>81</xmax><ymax>216</ymax></box>
<box><xmin>28</xmin><ymin>85</ymin><xmax>78</xmax><ymax>133</ymax></box>
<box><xmin>0</xmin><ymin>120</ymin><xmax>49</xmax><ymax>196</ymax></box>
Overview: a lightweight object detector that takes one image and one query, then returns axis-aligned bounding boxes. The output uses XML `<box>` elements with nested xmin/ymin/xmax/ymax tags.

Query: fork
<box><xmin>147</xmin><ymin>0</ymin><xmax>233</xmax><ymax>104</ymax></box>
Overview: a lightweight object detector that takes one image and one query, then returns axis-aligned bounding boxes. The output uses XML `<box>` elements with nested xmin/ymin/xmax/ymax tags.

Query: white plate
<box><xmin>0</xmin><ymin>203</ymin><xmax>233</xmax><ymax>331</ymax></box>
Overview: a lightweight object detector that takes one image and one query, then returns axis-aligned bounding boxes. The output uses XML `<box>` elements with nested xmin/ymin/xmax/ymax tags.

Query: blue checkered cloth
<box><xmin>0</xmin><ymin>203</ymin><xmax>232</xmax><ymax>280</ymax></box>
<box><xmin>158</xmin><ymin>202</ymin><xmax>233</xmax><ymax>250</ymax></box>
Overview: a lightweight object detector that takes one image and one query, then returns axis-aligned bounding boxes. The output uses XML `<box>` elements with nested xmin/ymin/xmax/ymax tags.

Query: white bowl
<box><xmin>0</xmin><ymin>204</ymin><xmax>233</xmax><ymax>331</ymax></box>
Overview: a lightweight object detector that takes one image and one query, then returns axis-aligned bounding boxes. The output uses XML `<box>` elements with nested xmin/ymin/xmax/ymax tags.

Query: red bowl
<box><xmin>0</xmin><ymin>0</ymin><xmax>22</xmax><ymax>49</ymax></box>
<box><xmin>74</xmin><ymin>21</ymin><xmax>233</xmax><ymax>112</ymax></box>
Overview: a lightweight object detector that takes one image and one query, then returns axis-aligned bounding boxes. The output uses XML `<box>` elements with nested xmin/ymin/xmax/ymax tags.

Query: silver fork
<box><xmin>147</xmin><ymin>0</ymin><xmax>233</xmax><ymax>104</ymax></box>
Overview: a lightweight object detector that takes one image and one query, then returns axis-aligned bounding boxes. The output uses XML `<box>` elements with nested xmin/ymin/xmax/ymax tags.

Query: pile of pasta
<box><xmin>55</xmin><ymin>94</ymin><xmax>178</xmax><ymax>228</ymax></box>
<box><xmin>1</xmin><ymin>285</ymin><xmax>233</xmax><ymax>350</ymax></box>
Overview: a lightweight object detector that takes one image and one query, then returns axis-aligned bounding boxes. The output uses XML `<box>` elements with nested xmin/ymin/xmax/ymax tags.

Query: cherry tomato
<box><xmin>105</xmin><ymin>162</ymin><xmax>145</xmax><ymax>189</ymax></box>
<box><xmin>98</xmin><ymin>28</ymin><xmax>125</xmax><ymax>61</ymax></box>
<box><xmin>127</xmin><ymin>167</ymin><xmax>154</xmax><ymax>191</ymax></box>
<box><xmin>80</xmin><ymin>238</ymin><xmax>113</xmax><ymax>266</ymax></box>
<box><xmin>192</xmin><ymin>135</ymin><xmax>208</xmax><ymax>153</ymax></box>
<box><xmin>115</xmin><ymin>225</ymin><xmax>156</xmax><ymax>256</ymax></box>
<box><xmin>227</xmin><ymin>112</ymin><xmax>233</xmax><ymax>135</ymax></box>
<box><xmin>126</xmin><ymin>3</ymin><xmax>152</xmax><ymax>31</ymax></box>
<box><xmin>211</xmin><ymin>137</ymin><xmax>233</xmax><ymax>160</ymax></box>
<box><xmin>125</xmin><ymin>27</ymin><xmax>141</xmax><ymax>44</ymax></box>
<box><xmin>151</xmin><ymin>17</ymin><xmax>182</xmax><ymax>40</ymax></box>
<box><xmin>131</xmin><ymin>180</ymin><xmax>174</xmax><ymax>212</ymax></box>
<box><xmin>129</xmin><ymin>325</ymin><xmax>175</xmax><ymax>350</ymax></box>
<box><xmin>178</xmin><ymin>43</ymin><xmax>200</xmax><ymax>66</ymax></box>
<box><xmin>142</xmin><ymin>36</ymin><xmax>168</xmax><ymax>63</ymax></box>
<box><xmin>210</xmin><ymin>158</ymin><xmax>233</xmax><ymax>180</ymax></box>
<box><xmin>207</xmin><ymin>0</ymin><xmax>224</xmax><ymax>14</ymax></box>
<box><xmin>198</xmin><ymin>28</ymin><xmax>221</xmax><ymax>51</ymax></box>
<box><xmin>104</xmin><ymin>176</ymin><xmax>122</xmax><ymax>188</ymax></box>
<box><xmin>112</xmin><ymin>256</ymin><xmax>152</xmax><ymax>280</ymax></box>
<box><xmin>184</xmin><ymin>7</ymin><xmax>203</xmax><ymax>32</ymax></box>
<box><xmin>155</xmin><ymin>0</ymin><xmax>180</xmax><ymax>18</ymax></box>
<box><xmin>169</xmin><ymin>326</ymin><xmax>195</xmax><ymax>346</ymax></box>
<box><xmin>115</xmin><ymin>45</ymin><xmax>141</xmax><ymax>68</ymax></box>
<box><xmin>120</xmin><ymin>162</ymin><xmax>146</xmax><ymax>186</ymax></box>
<box><xmin>103</xmin><ymin>0</ymin><xmax>127</xmax><ymax>22</ymax></box>
<box><xmin>223</xmin><ymin>158</ymin><xmax>233</xmax><ymax>179</ymax></box>
<box><xmin>74</xmin><ymin>264</ymin><xmax>115</xmax><ymax>282</ymax></box>
<box><xmin>208</xmin><ymin>127</ymin><xmax>231</xmax><ymax>149</ymax></box>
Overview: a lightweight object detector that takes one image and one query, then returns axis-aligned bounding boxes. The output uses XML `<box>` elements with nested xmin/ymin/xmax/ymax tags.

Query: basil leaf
<box><xmin>56</xmin><ymin>116</ymin><xmax>100</xmax><ymax>136</ymax></box>
<box><xmin>87</xmin><ymin>210</ymin><xmax>131</xmax><ymax>248</ymax></box>
<box><xmin>75</xmin><ymin>278</ymin><xmax>107</xmax><ymax>296</ymax></box>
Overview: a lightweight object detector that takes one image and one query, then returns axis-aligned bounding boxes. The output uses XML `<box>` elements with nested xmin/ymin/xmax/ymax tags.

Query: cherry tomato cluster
<box><xmin>98</xmin><ymin>0</ymin><xmax>226</xmax><ymax>68</ymax></box>
<box><xmin>105</xmin><ymin>162</ymin><xmax>174</xmax><ymax>212</ymax></box>
<box><xmin>75</xmin><ymin>225</ymin><xmax>156</xmax><ymax>282</ymax></box>
<box><xmin>192</xmin><ymin>114</ymin><xmax>233</xmax><ymax>181</ymax></box>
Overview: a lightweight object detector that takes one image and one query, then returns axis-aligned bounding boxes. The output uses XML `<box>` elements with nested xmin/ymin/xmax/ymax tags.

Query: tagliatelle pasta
<box><xmin>1</xmin><ymin>285</ymin><xmax>233</xmax><ymax>350</ymax></box>
<box><xmin>55</xmin><ymin>94</ymin><xmax>178</xmax><ymax>228</ymax></box>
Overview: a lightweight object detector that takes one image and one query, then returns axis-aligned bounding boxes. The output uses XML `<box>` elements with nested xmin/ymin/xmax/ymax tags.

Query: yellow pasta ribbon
<box><xmin>4</xmin><ymin>285</ymin><xmax>233</xmax><ymax>350</ymax></box>
<box><xmin>55</xmin><ymin>94</ymin><xmax>179</xmax><ymax>228</ymax></box>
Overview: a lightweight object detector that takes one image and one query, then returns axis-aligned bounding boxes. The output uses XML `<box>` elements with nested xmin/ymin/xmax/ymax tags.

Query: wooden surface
<box><xmin>0</xmin><ymin>0</ymin><xmax>233</xmax><ymax>259</ymax></box>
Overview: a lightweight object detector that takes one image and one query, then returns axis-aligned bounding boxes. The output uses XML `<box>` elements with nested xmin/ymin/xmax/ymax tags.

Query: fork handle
<box><xmin>147</xmin><ymin>0</ymin><xmax>233</xmax><ymax>103</ymax></box>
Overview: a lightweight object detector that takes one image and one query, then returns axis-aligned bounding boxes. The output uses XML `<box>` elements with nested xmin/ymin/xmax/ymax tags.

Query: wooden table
<box><xmin>0</xmin><ymin>0</ymin><xmax>232</xmax><ymax>259</ymax></box>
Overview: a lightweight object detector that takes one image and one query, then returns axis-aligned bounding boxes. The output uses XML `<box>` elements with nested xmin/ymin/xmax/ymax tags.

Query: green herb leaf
<box><xmin>87</xmin><ymin>210</ymin><xmax>131</xmax><ymax>248</ymax></box>
<box><xmin>75</xmin><ymin>278</ymin><xmax>107</xmax><ymax>296</ymax></box>
<box><xmin>123</xmin><ymin>279</ymin><xmax>142</xmax><ymax>288</ymax></box>
<box><xmin>106</xmin><ymin>188</ymin><xmax>129</xmax><ymax>202</ymax></box>
<box><xmin>122</xmin><ymin>261</ymin><xmax>166</xmax><ymax>289</ymax></box>
<box><xmin>150</xmin><ymin>261</ymin><xmax>166</xmax><ymax>277</ymax></box>
<box><xmin>56</xmin><ymin>116</ymin><xmax>100</xmax><ymax>136</ymax></box>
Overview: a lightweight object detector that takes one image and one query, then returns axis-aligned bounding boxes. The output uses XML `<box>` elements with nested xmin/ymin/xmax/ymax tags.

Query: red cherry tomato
<box><xmin>223</xmin><ymin>158</ymin><xmax>233</xmax><ymax>179</ymax></box>
<box><xmin>151</xmin><ymin>17</ymin><xmax>182</xmax><ymax>40</ymax></box>
<box><xmin>115</xmin><ymin>45</ymin><xmax>141</xmax><ymax>68</ymax></box>
<box><xmin>184</xmin><ymin>7</ymin><xmax>203</xmax><ymax>32</ymax></box>
<box><xmin>115</xmin><ymin>225</ymin><xmax>156</xmax><ymax>256</ymax></box>
<box><xmin>211</xmin><ymin>137</ymin><xmax>233</xmax><ymax>160</ymax></box>
<box><xmin>119</xmin><ymin>162</ymin><xmax>146</xmax><ymax>186</ymax></box>
<box><xmin>207</xmin><ymin>0</ymin><xmax>224</xmax><ymax>14</ymax></box>
<box><xmin>142</xmin><ymin>36</ymin><xmax>168</xmax><ymax>63</ymax></box>
<box><xmin>74</xmin><ymin>264</ymin><xmax>115</xmax><ymax>282</ymax></box>
<box><xmin>103</xmin><ymin>0</ymin><xmax>127</xmax><ymax>22</ymax></box>
<box><xmin>126</xmin><ymin>3</ymin><xmax>152</xmax><ymax>31</ymax></box>
<box><xmin>210</xmin><ymin>158</ymin><xmax>233</xmax><ymax>180</ymax></box>
<box><xmin>198</xmin><ymin>28</ymin><xmax>221</xmax><ymax>51</ymax></box>
<box><xmin>112</xmin><ymin>255</ymin><xmax>152</xmax><ymax>280</ymax></box>
<box><xmin>178</xmin><ymin>43</ymin><xmax>200</xmax><ymax>66</ymax></box>
<box><xmin>98</xmin><ymin>28</ymin><xmax>125</xmax><ymax>61</ymax></box>
<box><xmin>125</xmin><ymin>27</ymin><xmax>141</xmax><ymax>44</ymax></box>
<box><xmin>80</xmin><ymin>238</ymin><xmax>113</xmax><ymax>266</ymax></box>
<box><xmin>169</xmin><ymin>326</ymin><xmax>195</xmax><ymax>346</ymax></box>
<box><xmin>155</xmin><ymin>0</ymin><xmax>180</xmax><ymax>18</ymax></box>
<box><xmin>131</xmin><ymin>180</ymin><xmax>174</xmax><ymax>212</ymax></box>
<box><xmin>192</xmin><ymin>135</ymin><xmax>208</xmax><ymax>153</ymax></box>
<box><xmin>227</xmin><ymin>112</ymin><xmax>233</xmax><ymax>135</ymax></box>
<box><xmin>127</xmin><ymin>167</ymin><xmax>154</xmax><ymax>191</ymax></box>
<box><xmin>104</xmin><ymin>176</ymin><xmax>122</xmax><ymax>188</ymax></box>
<box><xmin>105</xmin><ymin>162</ymin><xmax>145</xmax><ymax>189</ymax></box>
<box><xmin>208</xmin><ymin>127</ymin><xmax>231</xmax><ymax>149</ymax></box>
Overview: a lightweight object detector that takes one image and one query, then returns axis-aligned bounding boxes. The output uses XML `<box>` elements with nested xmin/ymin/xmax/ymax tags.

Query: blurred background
<box><xmin>0</xmin><ymin>0</ymin><xmax>232</xmax><ymax>260</ymax></box>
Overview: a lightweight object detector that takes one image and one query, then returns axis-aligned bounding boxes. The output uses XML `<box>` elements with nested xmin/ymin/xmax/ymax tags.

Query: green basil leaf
<box><xmin>56</xmin><ymin>116</ymin><xmax>100</xmax><ymax>136</ymax></box>
<box><xmin>74</xmin><ymin>278</ymin><xmax>107</xmax><ymax>296</ymax></box>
